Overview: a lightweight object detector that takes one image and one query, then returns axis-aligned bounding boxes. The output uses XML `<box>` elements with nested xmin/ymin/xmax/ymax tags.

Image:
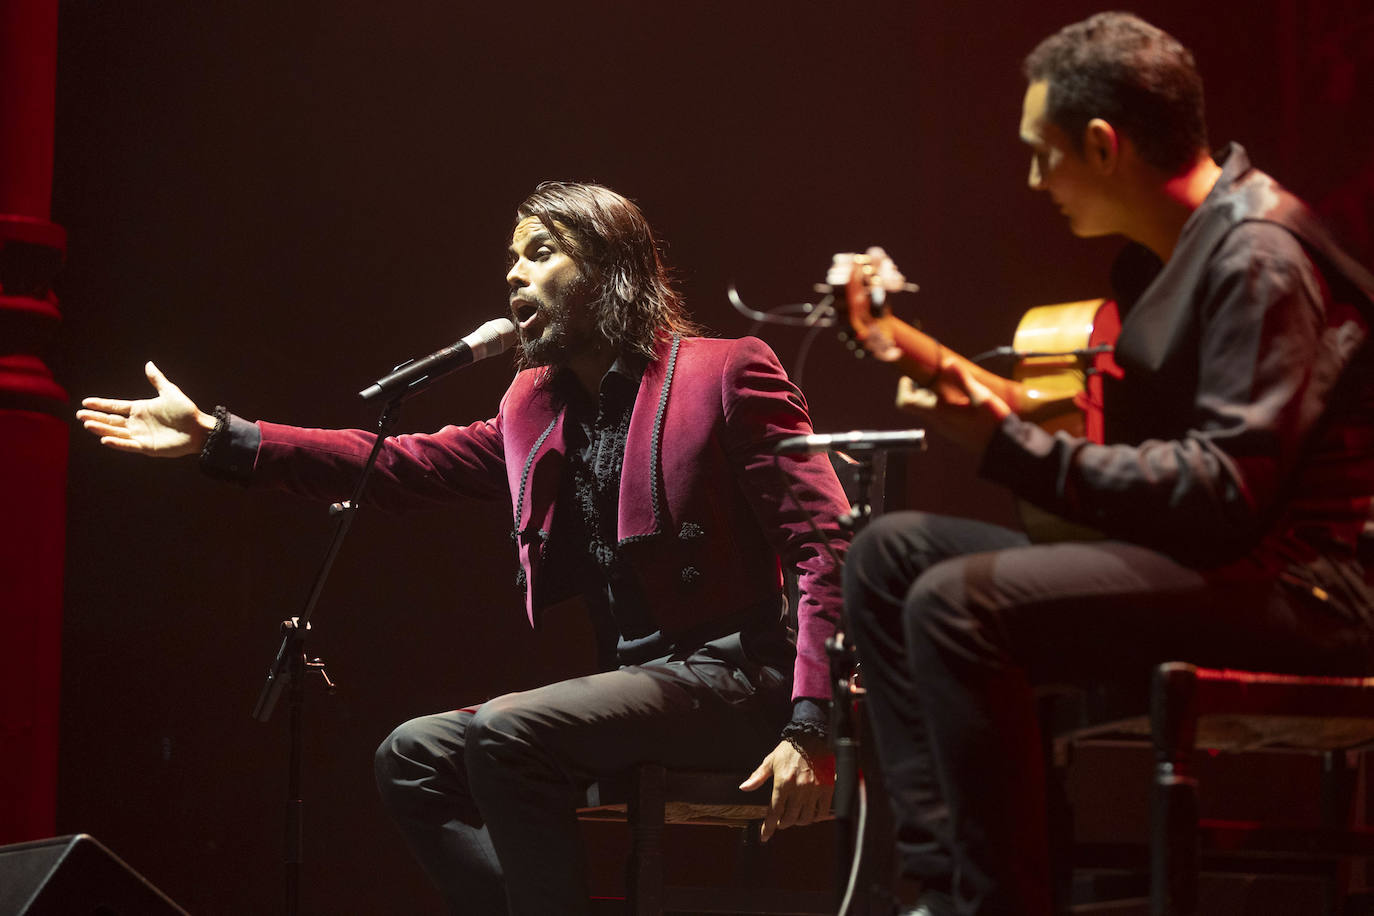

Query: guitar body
<box><xmin>1010</xmin><ymin>298</ymin><xmax>1122</xmax><ymax>541</ymax></box>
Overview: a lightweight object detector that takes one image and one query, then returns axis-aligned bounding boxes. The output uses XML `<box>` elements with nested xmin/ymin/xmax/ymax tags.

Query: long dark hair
<box><xmin>515</xmin><ymin>182</ymin><xmax>702</xmax><ymax>362</ymax></box>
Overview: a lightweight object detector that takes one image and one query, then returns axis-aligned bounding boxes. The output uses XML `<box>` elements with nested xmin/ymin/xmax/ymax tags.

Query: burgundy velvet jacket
<box><xmin>247</xmin><ymin>335</ymin><xmax>850</xmax><ymax>699</ymax></box>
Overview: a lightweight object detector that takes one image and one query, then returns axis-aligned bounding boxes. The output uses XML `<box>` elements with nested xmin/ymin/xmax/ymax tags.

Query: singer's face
<box><xmin>506</xmin><ymin>216</ymin><xmax>599</xmax><ymax>366</ymax></box>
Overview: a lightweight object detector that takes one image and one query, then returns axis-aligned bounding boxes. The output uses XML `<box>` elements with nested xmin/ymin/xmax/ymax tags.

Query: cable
<box><xmin>727</xmin><ymin>282</ymin><xmax>839</xmax><ymax>328</ymax></box>
<box><xmin>836</xmin><ymin>775</ymin><xmax>868</xmax><ymax>916</ymax></box>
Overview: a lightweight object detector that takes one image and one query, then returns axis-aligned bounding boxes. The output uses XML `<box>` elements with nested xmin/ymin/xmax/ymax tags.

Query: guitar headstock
<box><xmin>826</xmin><ymin>247</ymin><xmax>915</xmax><ymax>361</ymax></box>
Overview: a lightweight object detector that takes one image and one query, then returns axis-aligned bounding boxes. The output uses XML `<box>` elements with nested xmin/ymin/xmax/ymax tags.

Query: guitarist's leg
<box><xmin>843</xmin><ymin>511</ymin><xmax>1029</xmax><ymax>905</ymax></box>
<box><xmin>857</xmin><ymin>534</ymin><xmax>1374</xmax><ymax>916</ymax></box>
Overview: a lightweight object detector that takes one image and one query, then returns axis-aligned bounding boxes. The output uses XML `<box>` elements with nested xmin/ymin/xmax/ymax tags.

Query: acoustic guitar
<box><xmin>829</xmin><ymin>247</ymin><xmax>1123</xmax><ymax>540</ymax></box>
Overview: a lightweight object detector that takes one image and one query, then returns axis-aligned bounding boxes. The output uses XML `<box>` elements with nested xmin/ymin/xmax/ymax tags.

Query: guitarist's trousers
<box><xmin>844</xmin><ymin>510</ymin><xmax>1374</xmax><ymax>916</ymax></box>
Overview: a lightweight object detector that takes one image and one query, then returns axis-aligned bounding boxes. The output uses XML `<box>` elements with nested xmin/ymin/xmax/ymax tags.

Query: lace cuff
<box><xmin>781</xmin><ymin>696</ymin><xmax>829</xmax><ymax>747</ymax></box>
<box><xmin>199</xmin><ymin>407</ymin><xmax>259</xmax><ymax>482</ymax></box>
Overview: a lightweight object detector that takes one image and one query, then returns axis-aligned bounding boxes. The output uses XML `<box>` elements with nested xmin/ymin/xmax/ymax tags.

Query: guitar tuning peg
<box><xmin>837</xmin><ymin>331</ymin><xmax>850</xmax><ymax>343</ymax></box>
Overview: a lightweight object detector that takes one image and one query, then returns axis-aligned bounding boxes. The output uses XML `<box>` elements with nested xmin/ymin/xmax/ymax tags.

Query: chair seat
<box><xmin>578</xmin><ymin>764</ymin><xmax>835</xmax><ymax>915</ymax></box>
<box><xmin>581</xmin><ymin>767</ymin><xmax>773</xmax><ymax>825</ymax></box>
<box><xmin>579</xmin><ymin>801</ymin><xmax>770</xmax><ymax>825</ymax></box>
<box><xmin>1049</xmin><ymin>669</ymin><xmax>1374</xmax><ymax>760</ymax></box>
<box><xmin>1066</xmin><ymin>711</ymin><xmax>1374</xmax><ymax>753</ymax></box>
<box><xmin>1053</xmin><ymin>662</ymin><xmax>1374</xmax><ymax>916</ymax></box>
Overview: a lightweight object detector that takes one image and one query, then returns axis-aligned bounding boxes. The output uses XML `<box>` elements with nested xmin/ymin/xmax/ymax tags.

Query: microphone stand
<box><xmin>251</xmin><ymin>396</ymin><xmax>404</xmax><ymax>916</ymax></box>
<box><xmin>827</xmin><ymin>451</ymin><xmax>874</xmax><ymax>910</ymax></box>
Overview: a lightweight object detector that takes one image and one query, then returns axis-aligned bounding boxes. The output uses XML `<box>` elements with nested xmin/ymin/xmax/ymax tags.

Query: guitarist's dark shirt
<box><xmin>981</xmin><ymin>144</ymin><xmax>1374</xmax><ymax>622</ymax></box>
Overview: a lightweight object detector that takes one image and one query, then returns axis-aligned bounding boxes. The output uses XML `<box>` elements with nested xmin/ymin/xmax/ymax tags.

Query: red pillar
<box><xmin>0</xmin><ymin>0</ymin><xmax>67</xmax><ymax>844</ymax></box>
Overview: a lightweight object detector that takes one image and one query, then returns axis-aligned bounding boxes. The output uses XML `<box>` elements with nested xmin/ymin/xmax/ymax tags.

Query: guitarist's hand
<box><xmin>897</xmin><ymin>356</ymin><xmax>1011</xmax><ymax>455</ymax></box>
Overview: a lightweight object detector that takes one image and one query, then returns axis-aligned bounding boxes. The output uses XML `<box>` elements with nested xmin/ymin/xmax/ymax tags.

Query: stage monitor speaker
<box><xmin>0</xmin><ymin>834</ymin><xmax>188</xmax><ymax>915</ymax></box>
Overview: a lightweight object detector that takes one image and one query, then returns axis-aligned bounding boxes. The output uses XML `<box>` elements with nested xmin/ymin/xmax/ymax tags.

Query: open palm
<box><xmin>77</xmin><ymin>361</ymin><xmax>214</xmax><ymax>458</ymax></box>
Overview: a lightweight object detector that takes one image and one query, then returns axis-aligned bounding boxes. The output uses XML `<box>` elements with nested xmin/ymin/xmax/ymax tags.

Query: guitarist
<box><xmin>842</xmin><ymin>13</ymin><xmax>1374</xmax><ymax>916</ymax></box>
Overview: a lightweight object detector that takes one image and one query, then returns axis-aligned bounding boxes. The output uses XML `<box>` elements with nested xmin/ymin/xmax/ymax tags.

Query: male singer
<box><xmin>79</xmin><ymin>181</ymin><xmax>850</xmax><ymax>914</ymax></box>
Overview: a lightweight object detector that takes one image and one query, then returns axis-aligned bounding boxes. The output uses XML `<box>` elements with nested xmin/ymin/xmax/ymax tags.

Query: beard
<box><xmin>518</xmin><ymin>310</ymin><xmax>575</xmax><ymax>367</ymax></box>
<box><xmin>514</xmin><ymin>292</ymin><xmax>602</xmax><ymax>370</ymax></box>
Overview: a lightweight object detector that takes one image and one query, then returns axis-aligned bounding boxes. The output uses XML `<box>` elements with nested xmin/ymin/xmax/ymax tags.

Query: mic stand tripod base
<box><xmin>251</xmin><ymin>618</ymin><xmax>338</xmax><ymax>915</ymax></box>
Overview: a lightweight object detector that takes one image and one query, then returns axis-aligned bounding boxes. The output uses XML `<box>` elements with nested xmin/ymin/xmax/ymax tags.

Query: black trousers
<box><xmin>373</xmin><ymin>643</ymin><xmax>790</xmax><ymax>915</ymax></box>
<box><xmin>843</xmin><ymin>511</ymin><xmax>1374</xmax><ymax>916</ymax></box>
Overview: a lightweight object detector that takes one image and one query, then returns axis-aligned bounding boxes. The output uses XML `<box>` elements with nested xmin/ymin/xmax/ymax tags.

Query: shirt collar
<box><xmin>604</xmin><ymin>351</ymin><xmax>648</xmax><ymax>392</ymax></box>
<box><xmin>549</xmin><ymin>350</ymin><xmax>647</xmax><ymax>405</ymax></box>
<box><xmin>1208</xmin><ymin>142</ymin><xmax>1251</xmax><ymax>198</ymax></box>
<box><xmin>1171</xmin><ymin>142</ymin><xmax>1253</xmax><ymax>252</ymax></box>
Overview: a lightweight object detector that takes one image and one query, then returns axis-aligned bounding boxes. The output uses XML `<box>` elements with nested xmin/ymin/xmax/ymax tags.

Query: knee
<box><xmin>376</xmin><ymin>717</ymin><xmax>422</xmax><ymax>777</ymax></box>
<box><xmin>463</xmin><ymin>696</ymin><xmax>537</xmax><ymax>777</ymax></box>
<box><xmin>901</xmin><ymin>560</ymin><xmax>1005</xmax><ymax>667</ymax></box>
<box><xmin>844</xmin><ymin>512</ymin><xmax>937</xmax><ymax>628</ymax></box>
<box><xmin>900</xmin><ymin>571</ymin><xmax>954</xmax><ymax>643</ymax></box>
<box><xmin>374</xmin><ymin>714</ymin><xmax>453</xmax><ymax>800</ymax></box>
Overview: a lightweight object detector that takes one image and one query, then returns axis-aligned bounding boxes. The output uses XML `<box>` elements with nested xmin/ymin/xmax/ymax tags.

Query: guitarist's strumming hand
<box><xmin>897</xmin><ymin>357</ymin><xmax>1012</xmax><ymax>455</ymax></box>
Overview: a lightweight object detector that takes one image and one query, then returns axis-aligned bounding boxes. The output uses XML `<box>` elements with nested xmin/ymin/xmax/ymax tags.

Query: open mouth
<box><xmin>513</xmin><ymin>300</ymin><xmax>538</xmax><ymax>328</ymax></box>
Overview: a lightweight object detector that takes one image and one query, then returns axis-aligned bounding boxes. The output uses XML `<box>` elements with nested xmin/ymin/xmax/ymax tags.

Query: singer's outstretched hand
<box><xmin>77</xmin><ymin>361</ymin><xmax>216</xmax><ymax>458</ymax></box>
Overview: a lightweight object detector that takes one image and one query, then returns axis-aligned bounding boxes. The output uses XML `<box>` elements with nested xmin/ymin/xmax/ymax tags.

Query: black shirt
<box><xmin>542</xmin><ymin>355</ymin><xmax>658</xmax><ymax>669</ymax></box>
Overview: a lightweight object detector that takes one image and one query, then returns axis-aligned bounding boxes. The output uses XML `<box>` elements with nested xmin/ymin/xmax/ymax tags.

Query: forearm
<box><xmin>981</xmin><ymin>416</ymin><xmax>1261</xmax><ymax>562</ymax></box>
<box><xmin>195</xmin><ymin>410</ymin><xmax>510</xmax><ymax>511</ymax></box>
<box><xmin>254</xmin><ymin>420</ymin><xmax>509</xmax><ymax>510</ymax></box>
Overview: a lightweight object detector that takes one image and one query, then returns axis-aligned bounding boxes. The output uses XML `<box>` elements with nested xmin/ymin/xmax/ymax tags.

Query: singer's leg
<box><xmin>463</xmin><ymin>654</ymin><xmax>789</xmax><ymax>915</ymax></box>
<box><xmin>374</xmin><ymin>709</ymin><xmax>507</xmax><ymax>915</ymax></box>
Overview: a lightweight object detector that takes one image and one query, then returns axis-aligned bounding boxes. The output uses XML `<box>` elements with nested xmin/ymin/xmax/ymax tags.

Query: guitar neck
<box><xmin>875</xmin><ymin>315</ymin><xmax>1032</xmax><ymax>413</ymax></box>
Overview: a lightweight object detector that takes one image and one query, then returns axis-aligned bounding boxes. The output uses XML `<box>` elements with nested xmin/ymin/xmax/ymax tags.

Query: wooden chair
<box><xmin>578</xmin><ymin>763</ymin><xmax>836</xmax><ymax>915</ymax></box>
<box><xmin>1053</xmin><ymin>662</ymin><xmax>1374</xmax><ymax>916</ymax></box>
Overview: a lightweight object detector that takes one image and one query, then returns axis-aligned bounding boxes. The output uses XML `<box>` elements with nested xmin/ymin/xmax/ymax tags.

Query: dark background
<box><xmin>51</xmin><ymin>1</ymin><xmax>1372</xmax><ymax>912</ymax></box>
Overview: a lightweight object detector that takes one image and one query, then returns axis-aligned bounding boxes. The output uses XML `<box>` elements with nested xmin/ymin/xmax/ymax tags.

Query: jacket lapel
<box><xmin>617</xmin><ymin>336</ymin><xmax>679</xmax><ymax>542</ymax></box>
<box><xmin>514</xmin><ymin>409</ymin><xmax>565</xmax><ymax>544</ymax></box>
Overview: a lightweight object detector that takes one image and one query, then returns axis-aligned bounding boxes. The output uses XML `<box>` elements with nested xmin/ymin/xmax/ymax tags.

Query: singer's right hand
<box><xmin>77</xmin><ymin>361</ymin><xmax>217</xmax><ymax>458</ymax></box>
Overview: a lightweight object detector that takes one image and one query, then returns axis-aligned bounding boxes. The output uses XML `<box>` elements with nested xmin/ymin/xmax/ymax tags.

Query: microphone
<box><xmin>773</xmin><ymin>429</ymin><xmax>927</xmax><ymax>455</ymax></box>
<box><xmin>359</xmin><ymin>318</ymin><xmax>518</xmax><ymax>401</ymax></box>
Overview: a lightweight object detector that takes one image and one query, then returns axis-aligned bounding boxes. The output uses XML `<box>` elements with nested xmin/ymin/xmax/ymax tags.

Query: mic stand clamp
<box><xmin>836</xmin><ymin>453</ymin><xmax>878</xmax><ymax>532</ymax></box>
<box><xmin>250</xmin><ymin>396</ymin><xmax>404</xmax><ymax>916</ymax></box>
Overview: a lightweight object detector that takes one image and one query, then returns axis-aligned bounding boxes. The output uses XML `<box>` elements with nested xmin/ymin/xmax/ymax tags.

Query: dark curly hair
<box><xmin>514</xmin><ymin>182</ymin><xmax>701</xmax><ymax>366</ymax></box>
<box><xmin>1024</xmin><ymin>12</ymin><xmax>1208</xmax><ymax>175</ymax></box>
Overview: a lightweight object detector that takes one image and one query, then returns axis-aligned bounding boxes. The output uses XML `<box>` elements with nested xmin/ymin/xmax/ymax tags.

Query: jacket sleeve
<box><xmin>718</xmin><ymin>336</ymin><xmax>852</xmax><ymax>700</ymax></box>
<box><xmin>980</xmin><ymin>222</ymin><xmax>1364</xmax><ymax>565</ymax></box>
<box><xmin>246</xmin><ymin>400</ymin><xmax>511</xmax><ymax>513</ymax></box>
